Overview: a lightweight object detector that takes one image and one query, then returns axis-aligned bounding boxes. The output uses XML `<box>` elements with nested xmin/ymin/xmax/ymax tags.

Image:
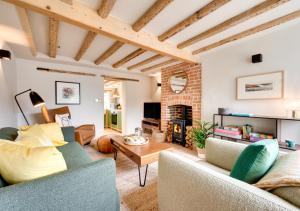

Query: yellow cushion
<box><xmin>20</xmin><ymin>124</ymin><xmax>67</xmax><ymax>147</ymax></box>
<box><xmin>16</xmin><ymin>135</ymin><xmax>53</xmax><ymax>147</ymax></box>
<box><xmin>0</xmin><ymin>139</ymin><xmax>67</xmax><ymax>184</ymax></box>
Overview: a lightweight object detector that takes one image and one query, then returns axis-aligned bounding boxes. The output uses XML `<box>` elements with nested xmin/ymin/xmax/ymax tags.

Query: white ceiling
<box><xmin>0</xmin><ymin>0</ymin><xmax>300</xmax><ymax>75</ymax></box>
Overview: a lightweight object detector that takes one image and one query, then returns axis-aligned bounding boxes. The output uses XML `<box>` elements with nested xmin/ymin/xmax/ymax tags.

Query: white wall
<box><xmin>200</xmin><ymin>22</ymin><xmax>300</xmax><ymax>144</ymax></box>
<box><xmin>0</xmin><ymin>39</ymin><xmax>17</xmax><ymax>128</ymax></box>
<box><xmin>122</xmin><ymin>80</ymin><xmax>152</xmax><ymax>134</ymax></box>
<box><xmin>151</xmin><ymin>75</ymin><xmax>161</xmax><ymax>102</ymax></box>
<box><xmin>15</xmin><ymin>58</ymin><xmax>152</xmax><ymax>136</ymax></box>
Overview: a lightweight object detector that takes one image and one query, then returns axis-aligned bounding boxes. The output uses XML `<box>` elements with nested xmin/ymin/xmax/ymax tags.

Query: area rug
<box><xmin>85</xmin><ymin>142</ymin><xmax>198</xmax><ymax>211</ymax></box>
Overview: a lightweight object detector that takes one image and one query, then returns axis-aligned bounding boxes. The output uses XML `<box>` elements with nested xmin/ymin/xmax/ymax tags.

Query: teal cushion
<box><xmin>61</xmin><ymin>126</ymin><xmax>75</xmax><ymax>142</ymax></box>
<box><xmin>57</xmin><ymin>142</ymin><xmax>92</xmax><ymax>169</ymax></box>
<box><xmin>230</xmin><ymin>139</ymin><xmax>279</xmax><ymax>184</ymax></box>
<box><xmin>0</xmin><ymin>127</ymin><xmax>18</xmax><ymax>141</ymax></box>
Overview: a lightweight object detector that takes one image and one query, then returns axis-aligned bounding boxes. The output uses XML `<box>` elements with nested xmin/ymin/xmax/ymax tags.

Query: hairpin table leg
<box><xmin>138</xmin><ymin>164</ymin><xmax>148</xmax><ymax>187</ymax></box>
<box><xmin>113</xmin><ymin>150</ymin><xmax>118</xmax><ymax>160</ymax></box>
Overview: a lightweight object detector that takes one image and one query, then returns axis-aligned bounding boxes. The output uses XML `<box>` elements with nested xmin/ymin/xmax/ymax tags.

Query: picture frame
<box><xmin>55</xmin><ymin>81</ymin><xmax>81</xmax><ymax>105</ymax></box>
<box><xmin>236</xmin><ymin>71</ymin><xmax>284</xmax><ymax>100</ymax></box>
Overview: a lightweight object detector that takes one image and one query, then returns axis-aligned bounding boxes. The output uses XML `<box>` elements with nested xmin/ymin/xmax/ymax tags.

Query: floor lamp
<box><xmin>15</xmin><ymin>89</ymin><xmax>45</xmax><ymax>125</ymax></box>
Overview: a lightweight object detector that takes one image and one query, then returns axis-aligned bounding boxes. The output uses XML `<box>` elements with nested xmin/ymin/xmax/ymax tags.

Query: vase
<box><xmin>196</xmin><ymin>147</ymin><xmax>206</xmax><ymax>157</ymax></box>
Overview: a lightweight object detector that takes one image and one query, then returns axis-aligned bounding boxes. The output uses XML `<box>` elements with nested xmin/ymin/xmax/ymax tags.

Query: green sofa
<box><xmin>0</xmin><ymin>127</ymin><xmax>120</xmax><ymax>211</ymax></box>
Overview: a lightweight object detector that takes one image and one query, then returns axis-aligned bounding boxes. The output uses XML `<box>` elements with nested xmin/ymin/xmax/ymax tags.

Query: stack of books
<box><xmin>249</xmin><ymin>133</ymin><xmax>274</xmax><ymax>142</ymax></box>
<box><xmin>214</xmin><ymin>126</ymin><xmax>242</xmax><ymax>139</ymax></box>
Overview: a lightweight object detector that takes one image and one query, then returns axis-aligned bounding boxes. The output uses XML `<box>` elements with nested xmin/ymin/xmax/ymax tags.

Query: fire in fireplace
<box><xmin>167</xmin><ymin>105</ymin><xmax>192</xmax><ymax>146</ymax></box>
<box><xmin>172</xmin><ymin>119</ymin><xmax>186</xmax><ymax>146</ymax></box>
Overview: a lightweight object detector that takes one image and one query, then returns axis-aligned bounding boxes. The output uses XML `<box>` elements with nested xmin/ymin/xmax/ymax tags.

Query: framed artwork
<box><xmin>55</xmin><ymin>81</ymin><xmax>80</xmax><ymax>105</ymax></box>
<box><xmin>236</xmin><ymin>71</ymin><xmax>284</xmax><ymax>100</ymax></box>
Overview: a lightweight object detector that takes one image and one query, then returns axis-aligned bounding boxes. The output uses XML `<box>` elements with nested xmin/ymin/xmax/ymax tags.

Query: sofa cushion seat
<box><xmin>57</xmin><ymin>142</ymin><xmax>92</xmax><ymax>169</ymax></box>
<box><xmin>196</xmin><ymin>159</ymin><xmax>230</xmax><ymax>176</ymax></box>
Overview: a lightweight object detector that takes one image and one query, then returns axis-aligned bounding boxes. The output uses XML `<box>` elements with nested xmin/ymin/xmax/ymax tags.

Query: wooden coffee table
<box><xmin>110</xmin><ymin>136</ymin><xmax>172</xmax><ymax>187</ymax></box>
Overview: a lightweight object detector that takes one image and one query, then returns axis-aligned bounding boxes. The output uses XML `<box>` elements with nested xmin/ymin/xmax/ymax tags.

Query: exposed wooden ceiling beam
<box><xmin>132</xmin><ymin>0</ymin><xmax>173</xmax><ymax>32</ymax></box>
<box><xmin>94</xmin><ymin>0</ymin><xmax>175</xmax><ymax>66</ymax></box>
<box><xmin>193</xmin><ymin>10</ymin><xmax>300</xmax><ymax>55</ymax></box>
<box><xmin>94</xmin><ymin>41</ymin><xmax>124</xmax><ymax>65</ymax></box>
<box><xmin>178</xmin><ymin>0</ymin><xmax>290</xmax><ymax>49</ymax></box>
<box><xmin>74</xmin><ymin>31</ymin><xmax>97</xmax><ymax>61</ymax></box>
<box><xmin>59</xmin><ymin>0</ymin><xmax>72</xmax><ymax>5</ymax></box>
<box><xmin>158</xmin><ymin>0</ymin><xmax>230</xmax><ymax>42</ymax></box>
<box><xmin>49</xmin><ymin>17</ymin><xmax>59</xmax><ymax>58</ymax></box>
<box><xmin>112</xmin><ymin>48</ymin><xmax>147</xmax><ymax>68</ymax></box>
<box><xmin>101</xmin><ymin>75</ymin><xmax>139</xmax><ymax>82</ymax></box>
<box><xmin>37</xmin><ymin>67</ymin><xmax>96</xmax><ymax>76</ymax></box>
<box><xmin>74</xmin><ymin>1</ymin><xmax>115</xmax><ymax>62</ymax></box>
<box><xmin>16</xmin><ymin>7</ymin><xmax>37</xmax><ymax>56</ymax></box>
<box><xmin>141</xmin><ymin>59</ymin><xmax>177</xmax><ymax>72</ymax></box>
<box><xmin>127</xmin><ymin>54</ymin><xmax>163</xmax><ymax>70</ymax></box>
<box><xmin>97</xmin><ymin>0</ymin><xmax>116</xmax><ymax>18</ymax></box>
<box><xmin>5</xmin><ymin>0</ymin><xmax>197</xmax><ymax>63</ymax></box>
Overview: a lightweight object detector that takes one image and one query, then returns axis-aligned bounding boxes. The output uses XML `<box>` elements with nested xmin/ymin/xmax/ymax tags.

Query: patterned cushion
<box><xmin>55</xmin><ymin>114</ymin><xmax>72</xmax><ymax>127</ymax></box>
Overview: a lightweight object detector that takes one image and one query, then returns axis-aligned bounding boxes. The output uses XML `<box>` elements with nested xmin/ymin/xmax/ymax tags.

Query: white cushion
<box><xmin>55</xmin><ymin>114</ymin><xmax>72</xmax><ymax>127</ymax></box>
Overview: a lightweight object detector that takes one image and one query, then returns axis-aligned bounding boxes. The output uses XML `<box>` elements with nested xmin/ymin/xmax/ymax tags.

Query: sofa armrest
<box><xmin>158</xmin><ymin>151</ymin><xmax>298</xmax><ymax>211</ymax></box>
<box><xmin>0</xmin><ymin>159</ymin><xmax>120</xmax><ymax>211</ymax></box>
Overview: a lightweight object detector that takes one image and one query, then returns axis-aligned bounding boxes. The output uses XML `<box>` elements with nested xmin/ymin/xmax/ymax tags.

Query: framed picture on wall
<box><xmin>236</xmin><ymin>71</ymin><xmax>284</xmax><ymax>100</ymax></box>
<box><xmin>55</xmin><ymin>81</ymin><xmax>80</xmax><ymax>105</ymax></box>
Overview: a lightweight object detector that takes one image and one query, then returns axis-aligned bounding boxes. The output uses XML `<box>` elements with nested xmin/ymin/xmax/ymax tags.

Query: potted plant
<box><xmin>191</xmin><ymin>121</ymin><xmax>215</xmax><ymax>156</ymax></box>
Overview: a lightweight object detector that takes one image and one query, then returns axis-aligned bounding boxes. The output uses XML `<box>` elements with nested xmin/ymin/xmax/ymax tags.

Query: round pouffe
<box><xmin>97</xmin><ymin>135</ymin><xmax>114</xmax><ymax>153</ymax></box>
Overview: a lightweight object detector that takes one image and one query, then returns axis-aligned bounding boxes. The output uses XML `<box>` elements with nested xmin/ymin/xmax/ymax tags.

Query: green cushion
<box><xmin>61</xmin><ymin>126</ymin><xmax>75</xmax><ymax>142</ymax></box>
<box><xmin>230</xmin><ymin>139</ymin><xmax>279</xmax><ymax>184</ymax></box>
<box><xmin>57</xmin><ymin>142</ymin><xmax>92</xmax><ymax>169</ymax></box>
<box><xmin>0</xmin><ymin>127</ymin><xmax>18</xmax><ymax>141</ymax></box>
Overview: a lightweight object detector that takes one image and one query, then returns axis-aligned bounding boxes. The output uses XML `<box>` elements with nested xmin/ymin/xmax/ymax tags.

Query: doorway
<box><xmin>104</xmin><ymin>79</ymin><xmax>122</xmax><ymax>135</ymax></box>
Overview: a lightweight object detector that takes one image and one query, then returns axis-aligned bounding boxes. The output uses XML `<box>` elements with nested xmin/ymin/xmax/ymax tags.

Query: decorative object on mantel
<box><xmin>169</xmin><ymin>70</ymin><xmax>188</xmax><ymax>94</ymax></box>
<box><xmin>191</xmin><ymin>121</ymin><xmax>215</xmax><ymax>157</ymax></box>
<box><xmin>55</xmin><ymin>81</ymin><xmax>80</xmax><ymax>105</ymax></box>
<box><xmin>236</xmin><ymin>71</ymin><xmax>284</xmax><ymax>100</ymax></box>
<box><xmin>15</xmin><ymin>89</ymin><xmax>45</xmax><ymax>125</ymax></box>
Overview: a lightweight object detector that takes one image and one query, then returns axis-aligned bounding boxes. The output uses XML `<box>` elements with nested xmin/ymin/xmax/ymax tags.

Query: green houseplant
<box><xmin>191</xmin><ymin>121</ymin><xmax>215</xmax><ymax>156</ymax></box>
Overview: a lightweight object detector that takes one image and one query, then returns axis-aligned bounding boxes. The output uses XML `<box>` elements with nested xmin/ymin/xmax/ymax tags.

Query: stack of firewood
<box><xmin>166</xmin><ymin>122</ymin><xmax>173</xmax><ymax>143</ymax></box>
<box><xmin>185</xmin><ymin>126</ymin><xmax>194</xmax><ymax>149</ymax></box>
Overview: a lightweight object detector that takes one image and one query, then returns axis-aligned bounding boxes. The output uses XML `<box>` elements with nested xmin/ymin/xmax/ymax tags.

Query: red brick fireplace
<box><xmin>161</xmin><ymin>62</ymin><xmax>202</xmax><ymax>140</ymax></box>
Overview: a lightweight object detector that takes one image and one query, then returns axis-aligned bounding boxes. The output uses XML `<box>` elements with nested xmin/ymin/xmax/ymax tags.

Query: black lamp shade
<box><xmin>29</xmin><ymin>91</ymin><xmax>45</xmax><ymax>107</ymax></box>
<box><xmin>0</xmin><ymin>49</ymin><xmax>11</xmax><ymax>60</ymax></box>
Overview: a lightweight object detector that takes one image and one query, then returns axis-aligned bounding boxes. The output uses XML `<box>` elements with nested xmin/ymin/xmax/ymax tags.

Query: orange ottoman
<box><xmin>96</xmin><ymin>135</ymin><xmax>115</xmax><ymax>153</ymax></box>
